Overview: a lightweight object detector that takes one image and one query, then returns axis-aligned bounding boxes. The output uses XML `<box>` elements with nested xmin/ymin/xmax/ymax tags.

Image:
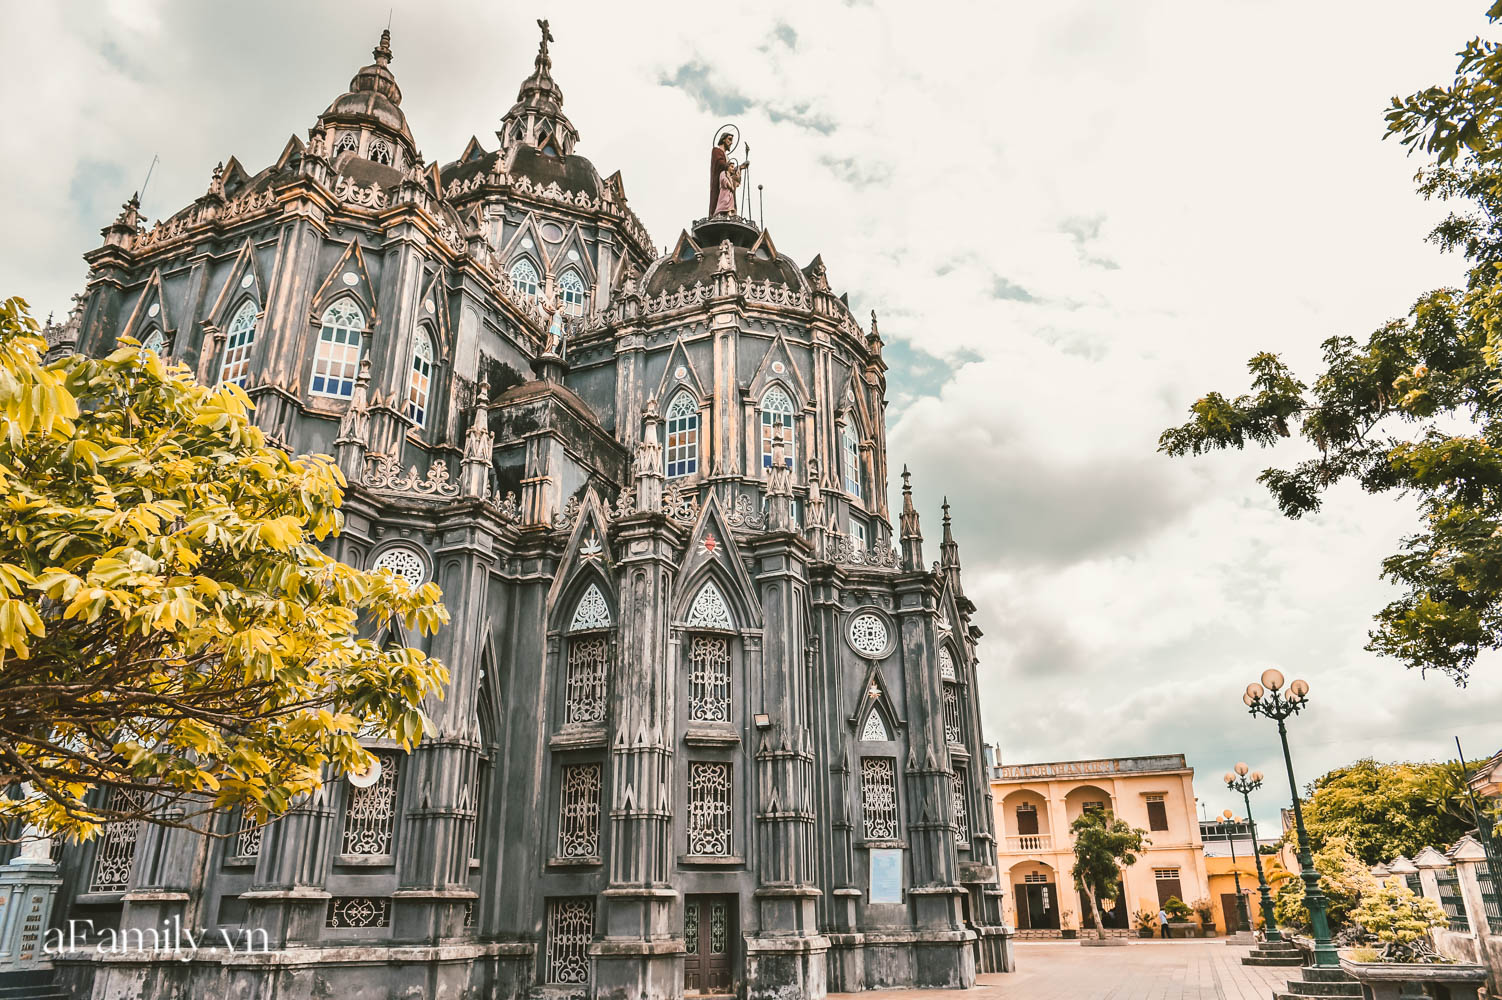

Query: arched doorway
<box><xmin>1009</xmin><ymin>860</ymin><xmax>1059</xmax><ymax>931</ymax></box>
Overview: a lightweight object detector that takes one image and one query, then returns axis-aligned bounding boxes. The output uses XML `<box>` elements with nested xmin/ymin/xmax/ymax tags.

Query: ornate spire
<box><xmin>373</xmin><ymin>28</ymin><xmax>393</xmax><ymax>68</ymax></box>
<box><xmin>500</xmin><ymin>18</ymin><xmax>578</xmax><ymax>155</ymax></box>
<box><xmin>940</xmin><ymin>495</ymin><xmax>965</xmax><ymax>598</ymax></box>
<box><xmin>900</xmin><ymin>465</ymin><xmax>924</xmax><ymax>572</ymax></box>
<box><xmin>462</xmin><ymin>378</ymin><xmax>494</xmax><ymax>498</ymax></box>
<box><xmin>634</xmin><ymin>396</ymin><xmax>664</xmax><ymax>514</ymax></box>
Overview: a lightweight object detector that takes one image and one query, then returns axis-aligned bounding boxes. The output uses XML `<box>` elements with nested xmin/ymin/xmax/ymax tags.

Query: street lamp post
<box><xmin>1225</xmin><ymin>762</ymin><xmax>1280</xmax><ymax>941</ymax></box>
<box><xmin>1219</xmin><ymin>808</ymin><xmax>1252</xmax><ymax>933</ymax></box>
<box><xmin>1243</xmin><ymin>668</ymin><xmax>1338</xmax><ymax>968</ymax></box>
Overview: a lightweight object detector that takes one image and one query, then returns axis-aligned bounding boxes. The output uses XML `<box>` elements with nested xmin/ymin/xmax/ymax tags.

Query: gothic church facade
<box><xmin>47</xmin><ymin>24</ymin><xmax>1011</xmax><ymax>1000</ymax></box>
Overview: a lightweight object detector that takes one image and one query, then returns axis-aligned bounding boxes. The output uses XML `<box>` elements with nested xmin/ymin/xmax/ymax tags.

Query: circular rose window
<box><xmin>372</xmin><ymin>545</ymin><xmax>427</xmax><ymax>588</ymax></box>
<box><xmin>848</xmin><ymin>612</ymin><xmax>889</xmax><ymax>657</ymax></box>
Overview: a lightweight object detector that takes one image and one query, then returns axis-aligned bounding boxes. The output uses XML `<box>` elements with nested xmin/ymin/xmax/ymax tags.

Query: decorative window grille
<box><xmin>372</xmin><ymin>546</ymin><xmax>426</xmax><ymax>588</ymax></box>
<box><xmin>942</xmin><ymin>682</ymin><xmax>962</xmax><ymax>744</ymax></box>
<box><xmin>234</xmin><ymin>809</ymin><xmax>262</xmax><ymax>859</ymax></box>
<box><xmin>861</xmin><ymin>709</ymin><xmax>889</xmax><ymax>742</ymax></box>
<box><xmin>686</xmin><ymin>582</ymin><xmax>734</xmax><ymax>630</ymax></box>
<box><xmin>952</xmin><ymin>769</ymin><xmax>971</xmax><ymax>846</ymax></box>
<box><xmin>89</xmin><ymin>787</ymin><xmax>145</xmax><ymax>892</ymax></box>
<box><xmin>687</xmin><ymin>762</ymin><xmax>732</xmax><ymax>856</ymax></box>
<box><xmin>938</xmin><ymin>646</ymin><xmax>956</xmax><ymax>681</ymax></box>
<box><xmin>312</xmin><ymin>299</ymin><xmax>365</xmax><ymax>398</ymax></box>
<box><xmin>218</xmin><ymin>301</ymin><xmax>258</xmax><ymax>386</ymax></box>
<box><xmin>710</xmin><ymin>899</ymin><xmax>728</xmax><ymax>952</ymax></box>
<box><xmin>140</xmin><ymin>329</ymin><xmax>166</xmax><ymax>356</ymax></box>
<box><xmin>564</xmin><ymin>636</ymin><xmax>609</xmax><ymax>725</ymax></box>
<box><xmin>559</xmin><ymin>269</ymin><xmax>586</xmax><ymax>316</ymax></box>
<box><xmin>368</xmin><ymin>138</ymin><xmax>393</xmax><ymax>166</ymax></box>
<box><xmin>848</xmin><ymin>613</ymin><xmax>888</xmax><ymax>657</ymax></box>
<box><xmin>334</xmin><ymin>131</ymin><xmax>358</xmax><ymax>155</ymax></box>
<box><xmin>1476</xmin><ymin>862</ymin><xmax>1502</xmax><ymax>921</ymax></box>
<box><xmin>759</xmin><ymin>385</ymin><xmax>795</xmax><ymax>471</ymax></box>
<box><xmin>843</xmin><ymin>424</ymin><xmax>862</xmax><ymax>498</ymax></box>
<box><xmin>545</xmin><ymin>897</ymin><xmax>594</xmax><ymax>984</ymax></box>
<box><xmin>1024</xmin><ymin>872</ymin><xmax>1049</xmax><ymax>883</ymax></box>
<box><xmin>688</xmin><ymin>635</ymin><xmax>731</xmax><ymax>723</ymax></box>
<box><xmin>326</xmin><ymin>896</ymin><xmax>390</xmax><ymax>928</ymax></box>
<box><xmin>1438</xmin><ymin>867</ymin><xmax>1470</xmax><ymax>931</ymax></box>
<box><xmin>341</xmin><ymin>751</ymin><xmax>399</xmax><ymax>856</ymax></box>
<box><xmin>860</xmin><ymin>757</ymin><xmax>899</xmax><ymax>841</ymax></box>
<box><xmin>1155</xmin><ymin>867</ymin><xmax>1181</xmax><ymax>880</ymax></box>
<box><xmin>1405</xmin><ymin>871</ymin><xmax>1423</xmax><ymax>895</ymax></box>
<box><xmin>509</xmin><ymin>258</ymin><xmax>540</xmax><ymax>300</ymax></box>
<box><xmin>406</xmin><ymin>330</ymin><xmax>434</xmax><ymax>426</ymax></box>
<box><xmin>568</xmin><ymin>584</ymin><xmax>612</xmax><ymax>631</ymax></box>
<box><xmin>685</xmin><ymin>899</ymin><xmax>699</xmax><ymax>953</ymax></box>
<box><xmin>665</xmin><ymin>392</ymin><xmax>699</xmax><ymax>478</ymax></box>
<box><xmin>556</xmin><ymin>764</ymin><xmax>602</xmax><ymax>859</ymax></box>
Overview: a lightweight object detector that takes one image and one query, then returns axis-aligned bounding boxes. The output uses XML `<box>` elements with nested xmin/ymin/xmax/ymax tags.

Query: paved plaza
<box><xmin>831</xmin><ymin>940</ymin><xmax>1291</xmax><ymax>1000</ymax></box>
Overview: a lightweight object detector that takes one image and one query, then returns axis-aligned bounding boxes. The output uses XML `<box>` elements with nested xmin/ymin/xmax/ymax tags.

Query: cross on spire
<box><xmin>537</xmin><ymin>18</ymin><xmax>554</xmax><ymax>53</ymax></box>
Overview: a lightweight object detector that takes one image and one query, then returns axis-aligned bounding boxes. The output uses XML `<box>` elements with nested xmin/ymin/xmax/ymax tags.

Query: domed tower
<box><xmin>313</xmin><ymin>29</ymin><xmax>418</xmax><ymax>171</ymax></box>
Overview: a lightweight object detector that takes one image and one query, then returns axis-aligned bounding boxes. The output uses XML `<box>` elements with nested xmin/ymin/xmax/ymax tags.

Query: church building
<box><xmin>46</xmin><ymin>22</ymin><xmax>1011</xmax><ymax>1000</ymax></box>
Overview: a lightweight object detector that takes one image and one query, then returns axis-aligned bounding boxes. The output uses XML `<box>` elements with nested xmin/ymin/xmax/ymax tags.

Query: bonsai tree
<box><xmin>1350</xmin><ymin>883</ymin><xmax>1448</xmax><ymax>963</ymax></box>
<box><xmin>1163</xmin><ymin>896</ymin><xmax>1194</xmax><ymax>921</ymax></box>
<box><xmin>1273</xmin><ymin>835</ymin><xmax>1377</xmax><ymax>933</ymax></box>
<box><xmin>1070</xmin><ymin>809</ymin><xmax>1148</xmax><ymax>939</ymax></box>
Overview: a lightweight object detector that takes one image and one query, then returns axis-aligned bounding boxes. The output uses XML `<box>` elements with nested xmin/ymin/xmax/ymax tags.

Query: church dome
<box><xmin>642</xmin><ymin>223</ymin><xmax>805</xmax><ymax>297</ymax></box>
<box><xmin>318</xmin><ymin>30</ymin><xmax>416</xmax><ymax>157</ymax></box>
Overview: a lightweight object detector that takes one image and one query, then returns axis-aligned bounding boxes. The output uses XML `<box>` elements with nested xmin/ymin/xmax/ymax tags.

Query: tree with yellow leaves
<box><xmin>0</xmin><ymin>296</ymin><xmax>448</xmax><ymax>841</ymax></box>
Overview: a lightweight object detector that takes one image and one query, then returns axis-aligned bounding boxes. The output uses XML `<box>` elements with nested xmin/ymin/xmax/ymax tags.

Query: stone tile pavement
<box><xmin>830</xmin><ymin>940</ymin><xmax>1293</xmax><ymax>1000</ymax></box>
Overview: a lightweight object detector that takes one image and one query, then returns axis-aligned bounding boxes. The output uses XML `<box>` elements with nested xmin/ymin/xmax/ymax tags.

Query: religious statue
<box><xmin>709</xmin><ymin>130</ymin><xmax>748</xmax><ymax>218</ymax></box>
<box><xmin>541</xmin><ymin>284</ymin><xmax>566</xmax><ymax>357</ymax></box>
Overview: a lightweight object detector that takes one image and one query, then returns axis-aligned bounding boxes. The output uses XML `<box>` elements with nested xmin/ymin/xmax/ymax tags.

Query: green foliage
<box><xmin>1162</xmin><ymin>896</ymin><xmax>1193</xmax><ymax>920</ymax></box>
<box><xmin>0</xmin><ymin>297</ymin><xmax>450</xmax><ymax>840</ymax></box>
<box><xmin>1350</xmin><ymin>883</ymin><xmax>1449</xmax><ymax>963</ymax></box>
<box><xmin>1272</xmin><ymin>836</ymin><xmax>1379</xmax><ymax>933</ymax></box>
<box><xmin>1159</xmin><ymin>3</ymin><xmax>1502</xmax><ymax>684</ymax></box>
<box><xmin>1301</xmin><ymin>758</ymin><xmax>1481</xmax><ymax>864</ymax></box>
<box><xmin>1071</xmin><ymin>810</ymin><xmax>1149</xmax><ymax>938</ymax></box>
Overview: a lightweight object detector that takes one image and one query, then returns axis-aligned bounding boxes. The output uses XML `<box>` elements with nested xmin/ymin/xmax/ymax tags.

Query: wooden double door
<box><xmin>684</xmin><ymin>894</ymin><xmax>737</xmax><ymax>996</ymax></box>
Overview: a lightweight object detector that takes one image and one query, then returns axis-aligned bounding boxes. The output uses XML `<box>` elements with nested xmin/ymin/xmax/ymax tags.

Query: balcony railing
<box><xmin>1005</xmin><ymin>834</ymin><xmax>1053</xmax><ymax>852</ymax></box>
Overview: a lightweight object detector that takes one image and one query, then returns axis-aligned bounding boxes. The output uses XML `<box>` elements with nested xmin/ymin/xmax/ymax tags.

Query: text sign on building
<box><xmin>869</xmin><ymin>848</ymin><xmax>903</xmax><ymax>904</ymax></box>
<box><xmin>996</xmin><ymin>755</ymin><xmax>1187</xmax><ymax>780</ymax></box>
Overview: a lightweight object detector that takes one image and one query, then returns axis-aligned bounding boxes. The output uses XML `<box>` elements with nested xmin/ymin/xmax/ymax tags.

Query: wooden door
<box><xmin>684</xmin><ymin>894</ymin><xmax>736</xmax><ymax>995</ymax></box>
<box><xmin>1220</xmin><ymin>893</ymin><xmax>1243</xmax><ymax>933</ymax></box>
<box><xmin>1017</xmin><ymin>882</ymin><xmax>1058</xmax><ymax>929</ymax></box>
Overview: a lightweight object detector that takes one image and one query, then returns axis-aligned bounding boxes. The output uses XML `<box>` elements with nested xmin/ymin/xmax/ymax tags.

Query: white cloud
<box><xmin>2</xmin><ymin>0</ymin><xmax>1497</xmax><ymax>832</ymax></box>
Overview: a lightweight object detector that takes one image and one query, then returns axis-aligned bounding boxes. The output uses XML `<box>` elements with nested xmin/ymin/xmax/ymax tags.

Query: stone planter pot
<box><xmin>1166</xmin><ymin>921</ymin><xmax>1197</xmax><ymax>939</ymax></box>
<box><xmin>1338</xmin><ymin>957</ymin><xmax>1488</xmax><ymax>1000</ymax></box>
<box><xmin>1060</xmin><ymin>928</ymin><xmax>1077</xmax><ymax>939</ymax></box>
<box><xmin>1138</xmin><ymin>928</ymin><xmax>1154</xmax><ymax>938</ymax></box>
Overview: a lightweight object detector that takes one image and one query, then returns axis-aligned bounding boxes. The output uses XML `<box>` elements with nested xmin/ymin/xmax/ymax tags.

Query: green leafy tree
<box><xmin>1159</xmin><ymin>2</ymin><xmax>1502</xmax><ymax>685</ymax></box>
<box><xmin>0</xmin><ymin>297</ymin><xmax>449</xmax><ymax>841</ymax></box>
<box><xmin>1070</xmin><ymin>810</ymin><xmax>1149</xmax><ymax>940</ymax></box>
<box><xmin>1350</xmin><ymin>882</ymin><xmax>1448</xmax><ymax>963</ymax></box>
<box><xmin>1273</xmin><ymin>835</ymin><xmax>1378</xmax><ymax>933</ymax></box>
<box><xmin>1301</xmin><ymin>759</ymin><xmax>1479</xmax><ymax>864</ymax></box>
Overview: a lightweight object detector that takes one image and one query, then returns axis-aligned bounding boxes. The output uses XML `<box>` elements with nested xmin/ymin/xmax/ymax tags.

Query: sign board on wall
<box><xmin>869</xmin><ymin>848</ymin><xmax>903</xmax><ymax>904</ymax></box>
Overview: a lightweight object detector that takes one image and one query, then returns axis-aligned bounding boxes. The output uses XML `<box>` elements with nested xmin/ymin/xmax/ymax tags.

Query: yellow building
<box><xmin>1200</xmin><ymin>818</ymin><xmax>1294</xmax><ymax>934</ymax></box>
<box><xmin>990</xmin><ymin>754</ymin><xmax>1212</xmax><ymax>936</ymax></box>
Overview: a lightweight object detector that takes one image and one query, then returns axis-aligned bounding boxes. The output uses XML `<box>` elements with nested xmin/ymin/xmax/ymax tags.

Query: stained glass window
<box><xmin>312</xmin><ymin>299</ymin><xmax>365</xmax><ymax>398</ymax></box>
<box><xmin>759</xmin><ymin>385</ymin><xmax>795</xmax><ymax>471</ymax></box>
<box><xmin>407</xmin><ymin>329</ymin><xmax>433</xmax><ymax>427</ymax></box>
<box><xmin>510</xmin><ymin>258</ymin><xmax>540</xmax><ymax>299</ymax></box>
<box><xmin>218</xmin><ymin>301</ymin><xmax>258</xmax><ymax>386</ymax></box>
<box><xmin>665</xmin><ymin>392</ymin><xmax>699</xmax><ymax>478</ymax></box>
<box><xmin>559</xmin><ymin>269</ymin><xmax>586</xmax><ymax>316</ymax></box>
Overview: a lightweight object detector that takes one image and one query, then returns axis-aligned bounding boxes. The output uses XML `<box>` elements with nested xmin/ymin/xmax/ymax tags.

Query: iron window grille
<box><xmin>89</xmin><ymin>786</ymin><xmax>146</xmax><ymax>892</ymax></box>
<box><xmin>545</xmin><ymin>897</ymin><xmax>595</xmax><ymax>985</ymax></box>
<box><xmin>861</xmin><ymin>757</ymin><xmax>899</xmax><ymax>841</ymax></box>
<box><xmin>341</xmin><ymin>751</ymin><xmax>399</xmax><ymax>857</ymax></box>
<box><xmin>942</xmin><ymin>682</ymin><xmax>962</xmax><ymax>744</ymax></box>
<box><xmin>687</xmin><ymin>634</ymin><xmax>731</xmax><ymax>723</ymax></box>
<box><xmin>326</xmin><ymin>896</ymin><xmax>390</xmax><ymax>928</ymax></box>
<box><xmin>687</xmin><ymin>762</ymin><xmax>733</xmax><ymax>856</ymax></box>
<box><xmin>952</xmin><ymin>769</ymin><xmax>971</xmax><ymax>846</ymax></box>
<box><xmin>556</xmin><ymin>763</ymin><xmax>603</xmax><ymax>860</ymax></box>
<box><xmin>1438</xmin><ymin>867</ymin><xmax>1470</xmax><ymax>931</ymax></box>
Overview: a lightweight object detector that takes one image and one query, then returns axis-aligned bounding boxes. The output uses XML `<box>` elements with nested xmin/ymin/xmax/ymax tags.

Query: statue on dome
<box><xmin>541</xmin><ymin>283</ymin><xmax>566</xmax><ymax>358</ymax></box>
<box><xmin>709</xmin><ymin>127</ymin><xmax>748</xmax><ymax>218</ymax></box>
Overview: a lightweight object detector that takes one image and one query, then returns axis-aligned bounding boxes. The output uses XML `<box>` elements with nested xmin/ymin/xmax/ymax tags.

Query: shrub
<box><xmin>1350</xmin><ymin>883</ymin><xmax>1448</xmax><ymax>964</ymax></box>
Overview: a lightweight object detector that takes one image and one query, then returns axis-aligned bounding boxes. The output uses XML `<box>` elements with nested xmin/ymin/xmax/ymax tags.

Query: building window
<box><xmin>341</xmin><ymin>751</ymin><xmax>398</xmax><ymax>856</ymax></box>
<box><xmin>939</xmin><ymin>646</ymin><xmax>956</xmax><ymax>681</ymax></box>
<box><xmin>559</xmin><ymin>269</ymin><xmax>586</xmax><ymax>316</ymax></box>
<box><xmin>759</xmin><ymin>385</ymin><xmax>795</xmax><ymax>471</ymax></box>
<box><xmin>510</xmin><ymin>258</ymin><xmax>540</xmax><ymax>300</ymax></box>
<box><xmin>233</xmin><ymin>809</ymin><xmax>262</xmax><ymax>859</ymax></box>
<box><xmin>861</xmin><ymin>708</ymin><xmax>889</xmax><ymax>742</ymax></box>
<box><xmin>312</xmin><ymin>299</ymin><xmax>365</xmax><ymax>398</ymax></box>
<box><xmin>1154</xmin><ymin>867</ymin><xmax>1183</xmax><ymax>907</ymax></box>
<box><xmin>334</xmin><ymin>131</ymin><xmax>358</xmax><ymax>155</ymax></box>
<box><xmin>686</xmin><ymin>582</ymin><xmax>734</xmax><ymax>631</ymax></box>
<box><xmin>861</xmin><ymin>757</ymin><xmax>899</xmax><ymax>841</ymax></box>
<box><xmin>687</xmin><ymin>634</ymin><xmax>731</xmax><ymax>723</ymax></box>
<box><xmin>369</xmin><ymin>138</ymin><xmax>393</xmax><ymax>166</ymax></box>
<box><xmin>326</xmin><ymin>896</ymin><xmax>390</xmax><ymax>928</ymax></box>
<box><xmin>218</xmin><ymin>301</ymin><xmax>258</xmax><ymax>386</ymax></box>
<box><xmin>1083</xmin><ymin>800</ymin><xmax>1106</xmax><ymax>814</ymax></box>
<box><xmin>407</xmin><ymin>330</ymin><xmax>434</xmax><ymax>427</ymax></box>
<box><xmin>545</xmin><ymin>897</ymin><xmax>594</xmax><ymax>985</ymax></box>
<box><xmin>942</xmin><ymin>682</ymin><xmax>962</xmax><ymax>744</ymax></box>
<box><xmin>850</xmin><ymin>517</ymin><xmax>867</xmax><ymax>548</ymax></box>
<box><xmin>140</xmin><ymin>328</ymin><xmax>165</xmax><ymax>356</ymax></box>
<box><xmin>569</xmin><ymin>583</ymin><xmax>612</xmax><ymax>631</ymax></box>
<box><xmin>372</xmin><ymin>545</ymin><xmax>426</xmax><ymax>588</ymax></box>
<box><xmin>556</xmin><ymin>763</ymin><xmax>602</xmax><ymax>859</ymax></box>
<box><xmin>1016</xmin><ymin>802</ymin><xmax>1039</xmax><ymax>836</ymax></box>
<box><xmin>952</xmin><ymin>769</ymin><xmax>971</xmax><ymax>846</ymax></box>
<box><xmin>687</xmin><ymin>762</ymin><xmax>732</xmax><ymax>857</ymax></box>
<box><xmin>564</xmin><ymin>586</ymin><xmax>612</xmax><ymax>726</ymax></box>
<box><xmin>1146</xmin><ymin>793</ymin><xmax>1169</xmax><ymax>832</ymax></box>
<box><xmin>842</xmin><ymin>423</ymin><xmax>862</xmax><ymax>498</ymax></box>
<box><xmin>665</xmin><ymin>392</ymin><xmax>699</xmax><ymax>478</ymax></box>
<box><xmin>89</xmin><ymin>786</ymin><xmax>145</xmax><ymax>892</ymax></box>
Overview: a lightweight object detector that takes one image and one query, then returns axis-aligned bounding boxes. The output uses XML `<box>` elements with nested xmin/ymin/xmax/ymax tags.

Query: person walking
<box><xmin>1158</xmin><ymin>906</ymin><xmax>1170</xmax><ymax>938</ymax></box>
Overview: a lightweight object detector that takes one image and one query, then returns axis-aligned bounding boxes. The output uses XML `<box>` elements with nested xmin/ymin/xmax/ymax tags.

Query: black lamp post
<box><xmin>1219</xmin><ymin>808</ymin><xmax>1253</xmax><ymax>933</ymax></box>
<box><xmin>1225</xmin><ymin>762</ymin><xmax>1280</xmax><ymax>941</ymax></box>
<box><xmin>1244</xmin><ymin>669</ymin><xmax>1337</xmax><ymax>967</ymax></box>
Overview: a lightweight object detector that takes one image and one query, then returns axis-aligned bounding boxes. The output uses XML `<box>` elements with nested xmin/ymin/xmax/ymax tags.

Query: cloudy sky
<box><xmin>4</xmin><ymin>0</ymin><xmax>1499</xmax><ymax>832</ymax></box>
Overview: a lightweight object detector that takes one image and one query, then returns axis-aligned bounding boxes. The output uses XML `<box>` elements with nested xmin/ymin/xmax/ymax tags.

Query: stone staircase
<box><xmin>1242</xmin><ymin>938</ymin><xmax>1304</xmax><ymax>967</ymax></box>
<box><xmin>1271</xmin><ymin>965</ymin><xmax>1361</xmax><ymax>1000</ymax></box>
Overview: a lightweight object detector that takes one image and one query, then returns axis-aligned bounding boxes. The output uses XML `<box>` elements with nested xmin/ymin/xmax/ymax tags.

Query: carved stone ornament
<box><xmin>364</xmin><ymin>454</ymin><xmax>461</xmax><ymax>499</ymax></box>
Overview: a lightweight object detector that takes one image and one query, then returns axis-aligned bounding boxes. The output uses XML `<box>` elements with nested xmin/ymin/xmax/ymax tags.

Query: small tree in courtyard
<box><xmin>1070</xmin><ymin>809</ymin><xmax>1149</xmax><ymax>940</ymax></box>
<box><xmin>1350</xmin><ymin>882</ymin><xmax>1448</xmax><ymax>963</ymax></box>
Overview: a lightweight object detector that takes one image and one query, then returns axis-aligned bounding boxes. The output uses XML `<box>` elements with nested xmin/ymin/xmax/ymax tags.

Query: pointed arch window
<box><xmin>564</xmin><ymin>584</ymin><xmax>612</xmax><ymax>726</ymax></box>
<box><xmin>218</xmin><ymin>301</ymin><xmax>258</xmax><ymax>386</ymax></box>
<box><xmin>558</xmin><ymin>269</ymin><xmax>586</xmax><ymax>316</ymax></box>
<box><xmin>369</xmin><ymin>138</ymin><xmax>393</xmax><ymax>166</ymax></box>
<box><xmin>686</xmin><ymin>581</ymin><xmax>734</xmax><ymax>631</ymax></box>
<box><xmin>312</xmin><ymin>299</ymin><xmax>365</xmax><ymax>398</ymax></box>
<box><xmin>140</xmin><ymin>328</ymin><xmax>165</xmax><ymax>356</ymax></box>
<box><xmin>334</xmin><ymin>131</ymin><xmax>359</xmax><ymax>155</ymax></box>
<box><xmin>510</xmin><ymin>258</ymin><xmax>540</xmax><ymax>300</ymax></box>
<box><xmin>861</xmin><ymin>708</ymin><xmax>890</xmax><ymax>742</ymax></box>
<box><xmin>760</xmin><ymin>385</ymin><xmax>795</xmax><ymax>471</ymax></box>
<box><xmin>665</xmin><ymin>392</ymin><xmax>699</xmax><ymax>479</ymax></box>
<box><xmin>842</xmin><ymin>423</ymin><xmax>863</xmax><ymax>499</ymax></box>
<box><xmin>407</xmin><ymin>329</ymin><xmax>434</xmax><ymax>427</ymax></box>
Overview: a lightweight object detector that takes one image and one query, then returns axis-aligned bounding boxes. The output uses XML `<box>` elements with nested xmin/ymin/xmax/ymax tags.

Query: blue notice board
<box><xmin>869</xmin><ymin>848</ymin><xmax>903</xmax><ymax>904</ymax></box>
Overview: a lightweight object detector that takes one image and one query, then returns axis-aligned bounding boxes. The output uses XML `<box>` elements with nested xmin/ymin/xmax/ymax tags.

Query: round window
<box><xmin>848</xmin><ymin>612</ymin><xmax>890</xmax><ymax>657</ymax></box>
<box><xmin>372</xmin><ymin>545</ymin><xmax>427</xmax><ymax>588</ymax></box>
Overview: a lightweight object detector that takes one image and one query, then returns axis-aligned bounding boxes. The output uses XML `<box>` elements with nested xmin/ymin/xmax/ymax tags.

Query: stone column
<box><xmin>241</xmin><ymin>786</ymin><xmax>336</xmax><ymax>948</ymax></box>
<box><xmin>1415</xmin><ymin>846</ymin><xmax>1451</xmax><ymax>904</ymax></box>
<box><xmin>1450</xmin><ymin>837</ymin><xmax>1492</xmax><ymax>938</ymax></box>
